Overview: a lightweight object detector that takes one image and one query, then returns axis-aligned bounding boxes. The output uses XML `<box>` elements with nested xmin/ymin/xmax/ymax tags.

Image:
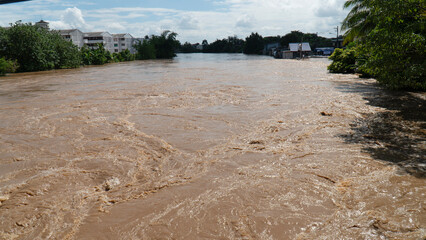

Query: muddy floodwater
<box><xmin>0</xmin><ymin>54</ymin><xmax>424</xmax><ymax>239</ymax></box>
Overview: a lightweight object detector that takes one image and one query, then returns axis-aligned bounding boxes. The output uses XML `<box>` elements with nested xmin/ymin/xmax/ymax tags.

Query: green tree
<box><xmin>280</xmin><ymin>31</ymin><xmax>304</xmax><ymax>47</ymax></box>
<box><xmin>341</xmin><ymin>0</ymin><xmax>375</xmax><ymax>43</ymax></box>
<box><xmin>243</xmin><ymin>32</ymin><xmax>264</xmax><ymax>55</ymax></box>
<box><xmin>0</xmin><ymin>22</ymin><xmax>80</xmax><ymax>72</ymax></box>
<box><xmin>180</xmin><ymin>42</ymin><xmax>199</xmax><ymax>53</ymax></box>
<box><xmin>331</xmin><ymin>0</ymin><xmax>425</xmax><ymax>90</ymax></box>
<box><xmin>52</xmin><ymin>32</ymin><xmax>81</xmax><ymax>68</ymax></box>
<box><xmin>357</xmin><ymin>0</ymin><xmax>425</xmax><ymax>90</ymax></box>
<box><xmin>203</xmin><ymin>36</ymin><xmax>244</xmax><ymax>53</ymax></box>
<box><xmin>134</xmin><ymin>31</ymin><xmax>179</xmax><ymax>59</ymax></box>
<box><xmin>134</xmin><ymin>40</ymin><xmax>156</xmax><ymax>60</ymax></box>
<box><xmin>150</xmin><ymin>31</ymin><xmax>180</xmax><ymax>59</ymax></box>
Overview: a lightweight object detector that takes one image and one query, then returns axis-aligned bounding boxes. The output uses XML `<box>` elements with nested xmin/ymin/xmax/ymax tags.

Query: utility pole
<box><xmin>334</xmin><ymin>26</ymin><xmax>340</xmax><ymax>48</ymax></box>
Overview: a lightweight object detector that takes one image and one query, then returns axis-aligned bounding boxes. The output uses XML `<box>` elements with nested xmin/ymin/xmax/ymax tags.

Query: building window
<box><xmin>120</xmin><ymin>38</ymin><xmax>125</xmax><ymax>41</ymax></box>
<box><xmin>84</xmin><ymin>37</ymin><xmax>103</xmax><ymax>41</ymax></box>
<box><xmin>114</xmin><ymin>44</ymin><xmax>118</xmax><ymax>47</ymax></box>
<box><xmin>121</xmin><ymin>44</ymin><xmax>125</xmax><ymax>46</ymax></box>
<box><xmin>114</xmin><ymin>38</ymin><xmax>118</xmax><ymax>41</ymax></box>
<box><xmin>114</xmin><ymin>49</ymin><xmax>118</xmax><ymax>52</ymax></box>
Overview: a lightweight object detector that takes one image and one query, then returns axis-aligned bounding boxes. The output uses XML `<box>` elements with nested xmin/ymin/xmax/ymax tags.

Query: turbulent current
<box><xmin>0</xmin><ymin>54</ymin><xmax>424</xmax><ymax>239</ymax></box>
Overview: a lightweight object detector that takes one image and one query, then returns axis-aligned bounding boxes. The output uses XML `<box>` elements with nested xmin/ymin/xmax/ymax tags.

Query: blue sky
<box><xmin>0</xmin><ymin>0</ymin><xmax>349</xmax><ymax>43</ymax></box>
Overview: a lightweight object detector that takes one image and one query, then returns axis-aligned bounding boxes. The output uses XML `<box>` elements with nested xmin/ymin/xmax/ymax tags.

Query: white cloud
<box><xmin>49</xmin><ymin>7</ymin><xmax>86</xmax><ymax>30</ymax></box>
<box><xmin>107</xmin><ymin>22</ymin><xmax>126</xmax><ymax>32</ymax></box>
<box><xmin>235</xmin><ymin>14</ymin><xmax>255</xmax><ymax>29</ymax></box>
<box><xmin>314</xmin><ymin>0</ymin><xmax>347</xmax><ymax>18</ymax></box>
<box><xmin>178</xmin><ymin>15</ymin><xmax>200</xmax><ymax>30</ymax></box>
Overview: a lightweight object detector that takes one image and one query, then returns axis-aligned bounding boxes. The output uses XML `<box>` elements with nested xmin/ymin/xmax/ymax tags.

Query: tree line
<box><xmin>179</xmin><ymin>31</ymin><xmax>333</xmax><ymax>54</ymax></box>
<box><xmin>0</xmin><ymin>22</ymin><xmax>180</xmax><ymax>75</ymax></box>
<box><xmin>328</xmin><ymin>0</ymin><xmax>425</xmax><ymax>90</ymax></box>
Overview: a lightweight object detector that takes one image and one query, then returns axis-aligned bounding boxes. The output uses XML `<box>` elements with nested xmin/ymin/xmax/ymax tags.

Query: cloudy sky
<box><xmin>0</xmin><ymin>0</ymin><xmax>348</xmax><ymax>43</ymax></box>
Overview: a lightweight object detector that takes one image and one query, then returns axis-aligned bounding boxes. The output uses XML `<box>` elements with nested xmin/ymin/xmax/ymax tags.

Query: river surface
<box><xmin>0</xmin><ymin>54</ymin><xmax>424</xmax><ymax>239</ymax></box>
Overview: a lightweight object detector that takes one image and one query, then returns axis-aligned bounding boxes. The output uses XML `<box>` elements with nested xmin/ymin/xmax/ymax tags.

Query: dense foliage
<box><xmin>203</xmin><ymin>36</ymin><xmax>244</xmax><ymax>53</ymax></box>
<box><xmin>328</xmin><ymin>47</ymin><xmax>357</xmax><ymax>74</ymax></box>
<box><xmin>331</xmin><ymin>0</ymin><xmax>425</xmax><ymax>90</ymax></box>
<box><xmin>0</xmin><ymin>22</ymin><xmax>81</xmax><ymax>72</ymax></box>
<box><xmin>81</xmin><ymin>44</ymin><xmax>114</xmax><ymax>65</ymax></box>
<box><xmin>113</xmin><ymin>49</ymin><xmax>135</xmax><ymax>62</ymax></box>
<box><xmin>134</xmin><ymin>31</ymin><xmax>180</xmax><ymax>59</ymax></box>
<box><xmin>134</xmin><ymin>40</ymin><xmax>156</xmax><ymax>60</ymax></box>
<box><xmin>243</xmin><ymin>33</ymin><xmax>264</xmax><ymax>54</ymax></box>
<box><xmin>188</xmin><ymin>31</ymin><xmax>333</xmax><ymax>55</ymax></box>
<box><xmin>0</xmin><ymin>57</ymin><xmax>18</xmax><ymax>75</ymax></box>
<box><xmin>151</xmin><ymin>31</ymin><xmax>180</xmax><ymax>59</ymax></box>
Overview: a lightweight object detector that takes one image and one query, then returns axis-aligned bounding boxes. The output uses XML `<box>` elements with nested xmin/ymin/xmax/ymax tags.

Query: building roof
<box><xmin>58</xmin><ymin>29</ymin><xmax>81</xmax><ymax>34</ymax></box>
<box><xmin>84</xmin><ymin>32</ymin><xmax>106</xmax><ymax>37</ymax></box>
<box><xmin>289</xmin><ymin>43</ymin><xmax>311</xmax><ymax>52</ymax></box>
<box><xmin>112</xmin><ymin>33</ymin><xmax>133</xmax><ymax>38</ymax></box>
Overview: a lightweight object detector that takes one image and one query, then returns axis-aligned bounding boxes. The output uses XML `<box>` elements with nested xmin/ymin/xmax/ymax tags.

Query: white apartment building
<box><xmin>83</xmin><ymin>32</ymin><xmax>114</xmax><ymax>53</ymax></box>
<box><xmin>112</xmin><ymin>33</ymin><xmax>136</xmax><ymax>54</ymax></box>
<box><xmin>35</xmin><ymin>20</ymin><xmax>49</xmax><ymax>30</ymax></box>
<box><xmin>58</xmin><ymin>29</ymin><xmax>84</xmax><ymax>48</ymax></box>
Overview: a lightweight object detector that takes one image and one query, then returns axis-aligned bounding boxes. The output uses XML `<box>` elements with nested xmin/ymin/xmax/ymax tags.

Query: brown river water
<box><xmin>0</xmin><ymin>54</ymin><xmax>424</xmax><ymax>239</ymax></box>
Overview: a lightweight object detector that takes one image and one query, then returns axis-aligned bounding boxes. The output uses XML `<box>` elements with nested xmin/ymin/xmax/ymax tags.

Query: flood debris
<box><xmin>320</xmin><ymin>111</ymin><xmax>333</xmax><ymax>116</ymax></box>
<box><xmin>104</xmin><ymin>177</ymin><xmax>121</xmax><ymax>191</ymax></box>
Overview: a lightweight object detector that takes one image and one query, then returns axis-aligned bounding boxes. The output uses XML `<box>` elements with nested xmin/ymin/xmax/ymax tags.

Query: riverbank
<box><xmin>0</xmin><ymin>54</ymin><xmax>424</xmax><ymax>239</ymax></box>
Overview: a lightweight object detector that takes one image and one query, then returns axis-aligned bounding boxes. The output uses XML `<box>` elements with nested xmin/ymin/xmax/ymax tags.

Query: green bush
<box><xmin>119</xmin><ymin>49</ymin><xmax>135</xmax><ymax>61</ymax></box>
<box><xmin>80</xmin><ymin>44</ymin><xmax>110</xmax><ymax>65</ymax></box>
<box><xmin>0</xmin><ymin>57</ymin><xmax>18</xmax><ymax>75</ymax></box>
<box><xmin>328</xmin><ymin>48</ymin><xmax>357</xmax><ymax>74</ymax></box>
<box><xmin>112</xmin><ymin>52</ymin><xmax>122</xmax><ymax>62</ymax></box>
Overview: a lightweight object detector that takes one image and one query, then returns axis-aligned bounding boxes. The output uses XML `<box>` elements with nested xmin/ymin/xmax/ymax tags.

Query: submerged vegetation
<box><xmin>0</xmin><ymin>57</ymin><xmax>18</xmax><ymax>75</ymax></box>
<box><xmin>329</xmin><ymin>0</ymin><xmax>425</xmax><ymax>90</ymax></box>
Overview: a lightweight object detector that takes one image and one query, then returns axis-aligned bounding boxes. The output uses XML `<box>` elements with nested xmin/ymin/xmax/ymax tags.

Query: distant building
<box><xmin>29</xmin><ymin>22</ymin><xmax>140</xmax><ymax>54</ymax></box>
<box><xmin>191</xmin><ymin>43</ymin><xmax>203</xmax><ymax>51</ymax></box>
<box><xmin>112</xmin><ymin>33</ymin><xmax>136</xmax><ymax>54</ymax></box>
<box><xmin>282</xmin><ymin>42</ymin><xmax>312</xmax><ymax>59</ymax></box>
<box><xmin>264</xmin><ymin>42</ymin><xmax>281</xmax><ymax>55</ymax></box>
<box><xmin>314</xmin><ymin>47</ymin><xmax>335</xmax><ymax>56</ymax></box>
<box><xmin>83</xmin><ymin>32</ymin><xmax>114</xmax><ymax>53</ymax></box>
<box><xmin>35</xmin><ymin>20</ymin><xmax>49</xmax><ymax>30</ymax></box>
<box><xmin>195</xmin><ymin>44</ymin><xmax>204</xmax><ymax>51</ymax></box>
<box><xmin>58</xmin><ymin>29</ymin><xmax>84</xmax><ymax>48</ymax></box>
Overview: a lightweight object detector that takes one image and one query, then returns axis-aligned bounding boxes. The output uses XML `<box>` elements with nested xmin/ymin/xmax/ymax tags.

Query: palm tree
<box><xmin>341</xmin><ymin>0</ymin><xmax>376</xmax><ymax>43</ymax></box>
